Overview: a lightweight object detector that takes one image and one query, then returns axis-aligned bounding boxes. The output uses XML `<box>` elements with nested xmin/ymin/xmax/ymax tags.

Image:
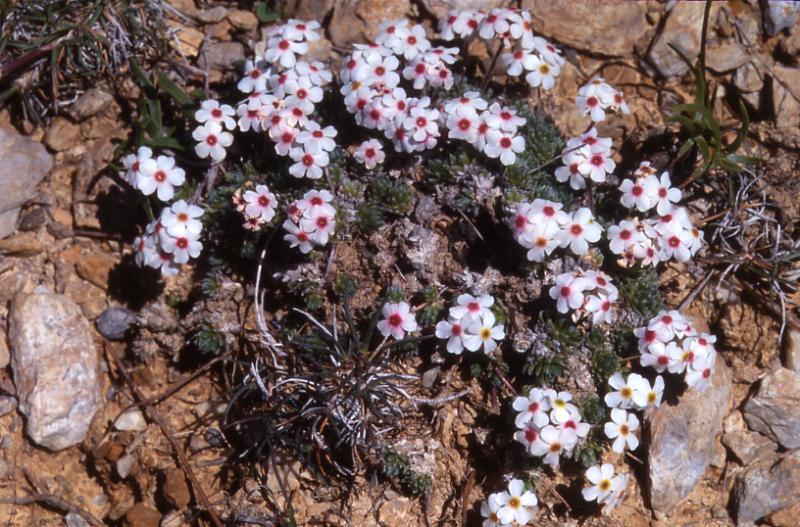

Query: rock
<box><xmin>227</xmin><ymin>9</ymin><xmax>258</xmax><ymax>32</ymax></box>
<box><xmin>0</xmin><ymin>232</ymin><xmax>43</xmax><ymax>256</ymax></box>
<box><xmin>64</xmin><ymin>512</ymin><xmax>91</xmax><ymax>527</ymax></box>
<box><xmin>743</xmin><ymin>368</ymin><xmax>800</xmax><ymax>449</ymax></box>
<box><xmin>705</xmin><ymin>41</ymin><xmax>749</xmax><ymax>73</ymax></box>
<box><xmin>116</xmin><ymin>453</ymin><xmax>135</xmax><ymax>479</ymax></box>
<box><xmin>124</xmin><ymin>503</ymin><xmax>161</xmax><ymax>527</ymax></box>
<box><xmin>75</xmin><ymin>253</ymin><xmax>117</xmax><ymax>290</ymax></box>
<box><xmin>18</xmin><ymin>206</ymin><xmax>49</xmax><ymax>231</ymax></box>
<box><xmin>0</xmin><ymin>396</ymin><xmax>16</xmax><ymax>417</ymax></box>
<box><xmin>785</xmin><ymin>326</ymin><xmax>800</xmax><ymax>372</ymax></box>
<box><xmin>767</xmin><ymin>501</ymin><xmax>800</xmax><ymax>527</ymax></box>
<box><xmin>167</xmin><ymin>21</ymin><xmax>204</xmax><ymax>58</ymax></box>
<box><xmin>162</xmin><ymin>468</ymin><xmax>191</xmax><ymax>509</ymax></box>
<box><xmin>423</xmin><ymin>0</ymin><xmax>503</xmax><ymax>19</ymax></box>
<box><xmin>0</xmin><ymin>127</ymin><xmax>52</xmax><ymax>238</ymax></box>
<box><xmin>292</xmin><ymin>0</ymin><xmax>334</xmax><ymax>23</ymax></box>
<box><xmin>647</xmin><ymin>2</ymin><xmax>711</xmax><ymax>78</ymax></box>
<box><xmin>198</xmin><ymin>42</ymin><xmax>245</xmax><ymax>74</ymax></box>
<box><xmin>329</xmin><ymin>0</ymin><xmax>411</xmax><ymax>47</ymax></box>
<box><xmin>735</xmin><ymin>449</ymin><xmax>800</xmax><ymax>525</ymax></box>
<box><xmin>115</xmin><ymin>409</ymin><xmax>147</xmax><ymax>432</ymax></box>
<box><xmin>8</xmin><ymin>292</ymin><xmax>103</xmax><ymax>451</ymax></box>
<box><xmin>0</xmin><ymin>327</ymin><xmax>8</xmax><ymax>368</ymax></box>
<box><xmin>722</xmin><ymin>429</ymin><xmax>776</xmax><ymax>465</ymax></box>
<box><xmin>647</xmin><ymin>355</ymin><xmax>732</xmax><ymax>514</ymax></box>
<box><xmin>97</xmin><ymin>307</ymin><xmax>137</xmax><ymax>340</ymax></box>
<box><xmin>196</xmin><ymin>6</ymin><xmax>227</xmax><ymax>23</ymax></box>
<box><xmin>771</xmin><ymin>65</ymin><xmax>800</xmax><ymax>129</ymax></box>
<box><xmin>733</xmin><ymin>62</ymin><xmax>764</xmax><ymax>93</ymax></box>
<box><xmin>523</xmin><ymin>0</ymin><xmax>653</xmax><ymax>57</ymax></box>
<box><xmin>44</xmin><ymin>117</ymin><xmax>82</xmax><ymax>151</ymax></box>
<box><xmin>67</xmin><ymin>89</ymin><xmax>114</xmax><ymax>121</ymax></box>
<box><xmin>763</xmin><ymin>0</ymin><xmax>800</xmax><ymax>37</ymax></box>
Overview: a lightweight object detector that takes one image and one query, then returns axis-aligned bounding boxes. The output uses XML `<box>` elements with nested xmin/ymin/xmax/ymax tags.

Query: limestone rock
<box><xmin>329</xmin><ymin>0</ymin><xmax>411</xmax><ymax>47</ymax></box>
<box><xmin>735</xmin><ymin>449</ymin><xmax>800</xmax><ymax>525</ymax></box>
<box><xmin>198</xmin><ymin>42</ymin><xmax>245</xmax><ymax>75</ymax></box>
<box><xmin>124</xmin><ymin>503</ymin><xmax>161</xmax><ymax>527</ymax></box>
<box><xmin>763</xmin><ymin>0</ymin><xmax>800</xmax><ymax>37</ymax></box>
<box><xmin>44</xmin><ymin>117</ymin><xmax>82</xmax><ymax>151</ymax></box>
<box><xmin>227</xmin><ymin>9</ymin><xmax>258</xmax><ymax>32</ymax></box>
<box><xmin>67</xmin><ymin>89</ymin><xmax>114</xmax><ymax>121</ymax></box>
<box><xmin>114</xmin><ymin>409</ymin><xmax>147</xmax><ymax>432</ymax></box>
<box><xmin>722</xmin><ymin>429</ymin><xmax>776</xmax><ymax>465</ymax></box>
<box><xmin>8</xmin><ymin>292</ymin><xmax>103</xmax><ymax>451</ymax></box>
<box><xmin>162</xmin><ymin>468</ymin><xmax>191</xmax><ymax>509</ymax></box>
<box><xmin>647</xmin><ymin>355</ymin><xmax>732</xmax><ymax>514</ymax></box>
<box><xmin>771</xmin><ymin>65</ymin><xmax>800</xmax><ymax>129</ymax></box>
<box><xmin>785</xmin><ymin>326</ymin><xmax>800</xmax><ymax>372</ymax></box>
<box><xmin>743</xmin><ymin>368</ymin><xmax>800</xmax><ymax>449</ymax></box>
<box><xmin>0</xmin><ymin>127</ymin><xmax>53</xmax><ymax>238</ymax></box>
<box><xmin>523</xmin><ymin>0</ymin><xmax>654</xmax><ymax>57</ymax></box>
<box><xmin>97</xmin><ymin>306</ymin><xmax>137</xmax><ymax>340</ymax></box>
<box><xmin>648</xmin><ymin>2</ymin><xmax>710</xmax><ymax>77</ymax></box>
<box><xmin>423</xmin><ymin>0</ymin><xmax>503</xmax><ymax>20</ymax></box>
<box><xmin>705</xmin><ymin>41</ymin><xmax>749</xmax><ymax>73</ymax></box>
<box><xmin>75</xmin><ymin>252</ymin><xmax>117</xmax><ymax>290</ymax></box>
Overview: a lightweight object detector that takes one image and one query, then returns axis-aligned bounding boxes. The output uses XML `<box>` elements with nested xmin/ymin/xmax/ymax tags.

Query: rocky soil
<box><xmin>1</xmin><ymin>1</ymin><xmax>800</xmax><ymax>526</ymax></box>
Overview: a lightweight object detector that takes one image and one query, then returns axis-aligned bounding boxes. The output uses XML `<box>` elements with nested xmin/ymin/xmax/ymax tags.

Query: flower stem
<box><xmin>480</xmin><ymin>42</ymin><xmax>504</xmax><ymax>93</ymax></box>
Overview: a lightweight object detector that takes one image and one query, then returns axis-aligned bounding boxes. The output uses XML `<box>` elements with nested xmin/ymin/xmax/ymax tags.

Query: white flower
<box><xmin>604</xmin><ymin>408</ymin><xmax>640</xmax><ymax>453</ymax></box>
<box><xmin>619</xmin><ymin>176</ymin><xmax>658</xmax><ymax>212</ymax></box>
<box><xmin>559</xmin><ymin>406</ymin><xmax>591</xmax><ymax>441</ymax></box>
<box><xmin>463</xmin><ymin>310</ymin><xmax>505</xmax><ymax>354</ymax></box>
<box><xmin>243</xmin><ymin>185</ymin><xmax>278</xmax><ymax>222</ymax></box>
<box><xmin>285</xmin><ymin>76</ymin><xmax>324</xmax><ymax>113</ymax></box>
<box><xmin>265</xmin><ymin>36</ymin><xmax>308</xmax><ymax>68</ymax></box>
<box><xmin>514</xmin><ymin>421</ymin><xmax>544</xmax><ymax>456</ymax></box>
<box><xmin>630</xmin><ymin>374</ymin><xmax>664</xmax><ymax>408</ymax></box>
<box><xmin>529</xmin><ymin>424</ymin><xmax>576</xmax><ymax>467</ymax></box>
<box><xmin>555</xmin><ymin>146</ymin><xmax>590</xmax><ymax>190</ymax></box>
<box><xmin>452</xmin><ymin>10</ymin><xmax>483</xmax><ymax>39</ymax></box>
<box><xmin>650</xmin><ymin>172</ymin><xmax>682</xmax><ymax>215</ymax></box>
<box><xmin>495</xmin><ymin>479</ymin><xmax>537</xmax><ymax>525</ymax></box>
<box><xmin>641</xmin><ymin>341</ymin><xmax>679</xmax><ymax>373</ymax></box>
<box><xmin>545</xmin><ymin>389</ymin><xmax>579</xmax><ymax>424</ymax></box>
<box><xmin>282</xmin><ymin>219</ymin><xmax>314</xmax><ymax>253</ymax></box>
<box><xmin>647</xmin><ymin>310</ymin><xmax>690</xmax><ymax>341</ymax></box>
<box><xmin>604</xmin><ymin>372</ymin><xmax>642</xmax><ymax>409</ymax></box>
<box><xmin>134</xmin><ymin>233</ymin><xmax>158</xmax><ymax>268</ymax></box>
<box><xmin>297</xmin><ymin>121</ymin><xmax>337</xmax><ymax>152</ymax></box>
<box><xmin>137</xmin><ymin>155</ymin><xmax>185</xmax><ymax>202</ymax></box>
<box><xmin>484</xmin><ymin>103</ymin><xmax>526</xmax><ymax>133</ymax></box>
<box><xmin>354</xmin><ymin>139</ymin><xmax>385</xmax><ymax>169</ymax></box>
<box><xmin>608</xmin><ymin>220</ymin><xmax>646</xmax><ymax>254</ymax></box>
<box><xmin>298</xmin><ymin>189</ymin><xmax>334</xmax><ymax>211</ymax></box>
<box><xmin>299</xmin><ymin>202</ymin><xmax>336</xmax><ymax>245</ymax></box>
<box><xmin>236</xmin><ymin>100</ymin><xmax>267</xmax><ymax>132</ymax></box>
<box><xmin>585</xmin><ymin>294</ymin><xmax>615</xmax><ymax>324</ymax></box>
<box><xmin>525</xmin><ymin>55</ymin><xmax>560</xmax><ymax>90</ymax></box>
<box><xmin>512</xmin><ymin>387</ymin><xmax>552</xmax><ymax>429</ymax></box>
<box><xmin>195</xmin><ymin>99</ymin><xmax>236</xmax><ymax>130</ymax></box>
<box><xmin>377</xmin><ymin>302</ymin><xmax>418</xmax><ymax>339</ymax></box>
<box><xmin>578</xmin><ymin>147</ymin><xmax>616</xmax><ymax>183</ymax></box>
<box><xmin>558</xmin><ymin>208</ymin><xmax>602</xmax><ymax>255</ymax></box>
<box><xmin>443</xmin><ymin>91</ymin><xmax>487</xmax><ymax>116</ymax></box>
<box><xmin>193</xmin><ymin>121</ymin><xmax>233</xmax><ymax>163</ymax></box>
<box><xmin>601</xmin><ymin>472</ymin><xmax>629</xmax><ymax>512</ymax></box>
<box><xmin>288</xmin><ymin>145</ymin><xmax>329</xmax><ymax>179</ymax></box>
<box><xmin>445</xmin><ymin>111</ymin><xmax>479</xmax><ymax>143</ymax></box>
<box><xmin>480</xmin><ymin>493</ymin><xmax>506</xmax><ymax>527</ymax></box>
<box><xmin>685</xmin><ymin>349</ymin><xmax>715</xmax><ymax>391</ymax></box>
<box><xmin>272</xmin><ymin>125</ymin><xmax>298</xmax><ymax>157</ymax></box>
<box><xmin>160</xmin><ymin>232</ymin><xmax>202</xmax><ymax>264</ymax></box>
<box><xmin>161</xmin><ymin>200</ymin><xmax>203</xmax><ymax>239</ymax></box>
<box><xmin>294</xmin><ymin>60</ymin><xmax>331</xmax><ymax>86</ymax></box>
<box><xmin>237</xmin><ymin>60</ymin><xmax>268</xmax><ymax>93</ymax></box>
<box><xmin>582</xmin><ymin>464</ymin><xmax>616</xmax><ymax>503</ymax></box>
<box><xmin>122</xmin><ymin>146</ymin><xmax>153</xmax><ymax>185</ymax></box>
<box><xmin>484</xmin><ymin>130</ymin><xmax>524</xmax><ymax>166</ymax></box>
<box><xmin>549</xmin><ymin>273</ymin><xmax>588</xmax><ymax>314</ymax></box>
<box><xmin>478</xmin><ymin>8</ymin><xmax>512</xmax><ymax>40</ymax></box>
<box><xmin>399</xmin><ymin>24</ymin><xmax>431</xmax><ymax>60</ymax></box>
<box><xmin>435</xmin><ymin>318</ymin><xmax>467</xmax><ymax>354</ymax></box>
<box><xmin>501</xmin><ymin>48</ymin><xmax>536</xmax><ymax>77</ymax></box>
<box><xmin>283</xmin><ymin>19</ymin><xmax>321</xmax><ymax>42</ymax></box>
<box><xmin>449</xmin><ymin>294</ymin><xmax>494</xmax><ymax>322</ymax></box>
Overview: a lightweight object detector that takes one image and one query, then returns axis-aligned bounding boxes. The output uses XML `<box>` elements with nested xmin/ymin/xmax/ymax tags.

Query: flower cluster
<box><xmin>576</xmin><ymin>77</ymin><xmax>629</xmax><ymax>123</ymax></box>
<box><xmin>435</xmin><ymin>294</ymin><xmax>505</xmax><ymax>354</ymax></box>
<box><xmin>123</xmin><ymin>147</ymin><xmax>186</xmax><ymax>202</ymax></box>
<box><xmin>377</xmin><ymin>301</ymin><xmax>418</xmax><ymax>339</ymax></box>
<box><xmin>611</xmin><ymin>162</ymin><xmax>703</xmax><ymax>266</ymax></box>
<box><xmin>548</xmin><ymin>269</ymin><xmax>618</xmax><ymax>324</ymax></box>
<box><xmin>232</xmin><ymin>184</ymin><xmax>278</xmax><ymax>231</ymax></box>
<box><xmin>193</xmin><ymin>100</ymin><xmax>235</xmax><ymax>163</ymax></box>
<box><xmin>634</xmin><ymin>309</ymin><xmax>718</xmax><ymax>391</ymax></box>
<box><xmin>554</xmin><ymin>127</ymin><xmax>615</xmax><ymax>190</ymax></box>
<box><xmin>510</xmin><ymin>200</ymin><xmax>603</xmax><ymax>261</ymax></box>
<box><xmin>511</xmin><ymin>388</ymin><xmax>591</xmax><ymax>468</ymax></box>
<box><xmin>134</xmin><ymin>200</ymin><xmax>204</xmax><ymax>276</ymax></box>
<box><xmin>480</xmin><ymin>479</ymin><xmax>538</xmax><ymax>527</ymax></box>
<box><xmin>439</xmin><ymin>8</ymin><xmax>564</xmax><ymax>91</ymax></box>
<box><xmin>581</xmin><ymin>463</ymin><xmax>629</xmax><ymax>513</ymax></box>
<box><xmin>282</xmin><ymin>189</ymin><xmax>336</xmax><ymax>253</ymax></box>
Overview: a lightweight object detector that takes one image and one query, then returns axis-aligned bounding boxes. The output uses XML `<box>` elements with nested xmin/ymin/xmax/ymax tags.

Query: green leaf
<box><xmin>156</xmin><ymin>71</ymin><xmax>193</xmax><ymax>106</ymax></box>
<box><xmin>725</xmin><ymin>99</ymin><xmax>750</xmax><ymax>153</ymax></box>
<box><xmin>676</xmin><ymin>137</ymin><xmax>695</xmax><ymax>160</ymax></box>
<box><xmin>255</xmin><ymin>2</ymin><xmax>279</xmax><ymax>22</ymax></box>
<box><xmin>130</xmin><ymin>58</ymin><xmax>154</xmax><ymax>90</ymax></box>
<box><xmin>668</xmin><ymin>42</ymin><xmax>705</xmax><ymax>103</ymax></box>
<box><xmin>145</xmin><ymin>97</ymin><xmax>163</xmax><ymax>137</ymax></box>
<box><xmin>144</xmin><ymin>135</ymin><xmax>185</xmax><ymax>150</ymax></box>
<box><xmin>726</xmin><ymin>154</ymin><xmax>761</xmax><ymax>166</ymax></box>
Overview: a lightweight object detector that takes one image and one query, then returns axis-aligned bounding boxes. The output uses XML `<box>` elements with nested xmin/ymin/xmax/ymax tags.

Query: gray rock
<box><xmin>196</xmin><ymin>6</ymin><xmax>228</xmax><ymax>23</ymax></box>
<box><xmin>763</xmin><ymin>0</ymin><xmax>800</xmax><ymax>37</ymax></box>
<box><xmin>722</xmin><ymin>429</ymin><xmax>776</xmax><ymax>465</ymax></box>
<box><xmin>198</xmin><ymin>42</ymin><xmax>245</xmax><ymax>72</ymax></box>
<box><xmin>784</xmin><ymin>326</ymin><xmax>800</xmax><ymax>372</ymax></box>
<box><xmin>8</xmin><ymin>292</ymin><xmax>103</xmax><ymax>451</ymax></box>
<box><xmin>735</xmin><ymin>449</ymin><xmax>800</xmax><ymax>525</ymax></box>
<box><xmin>0</xmin><ymin>396</ymin><xmax>16</xmax><ymax>417</ymax></box>
<box><xmin>114</xmin><ymin>408</ymin><xmax>147</xmax><ymax>432</ymax></box>
<box><xmin>705</xmin><ymin>41</ymin><xmax>749</xmax><ymax>73</ymax></box>
<box><xmin>0</xmin><ymin>326</ymin><xmax>9</xmax><ymax>369</ymax></box>
<box><xmin>648</xmin><ymin>2</ymin><xmax>709</xmax><ymax>77</ymax></box>
<box><xmin>771</xmin><ymin>65</ymin><xmax>800</xmax><ymax>129</ymax></box>
<box><xmin>0</xmin><ymin>127</ymin><xmax>53</xmax><ymax>238</ymax></box>
<box><xmin>67</xmin><ymin>89</ymin><xmax>114</xmax><ymax>121</ymax></box>
<box><xmin>733</xmin><ymin>63</ymin><xmax>764</xmax><ymax>93</ymax></box>
<box><xmin>64</xmin><ymin>512</ymin><xmax>91</xmax><ymax>527</ymax></box>
<box><xmin>97</xmin><ymin>306</ymin><xmax>137</xmax><ymax>340</ymax></box>
<box><xmin>647</xmin><ymin>355</ymin><xmax>732</xmax><ymax>514</ymax></box>
<box><xmin>743</xmin><ymin>368</ymin><xmax>800</xmax><ymax>449</ymax></box>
